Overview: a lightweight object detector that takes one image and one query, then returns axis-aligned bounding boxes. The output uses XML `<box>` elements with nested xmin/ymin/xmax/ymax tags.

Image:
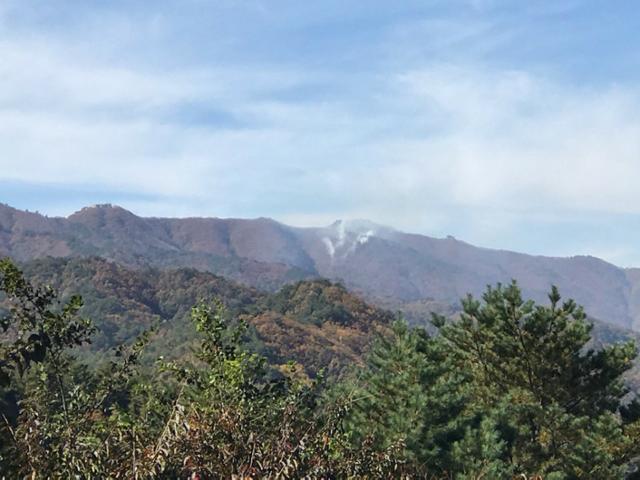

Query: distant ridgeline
<box><xmin>2</xmin><ymin>202</ymin><xmax>640</xmax><ymax>333</ymax></box>
<box><xmin>1</xmin><ymin>202</ymin><xmax>640</xmax><ymax>383</ymax></box>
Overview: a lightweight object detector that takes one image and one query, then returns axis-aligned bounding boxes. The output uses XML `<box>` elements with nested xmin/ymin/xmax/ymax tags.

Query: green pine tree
<box><xmin>451</xmin><ymin>417</ymin><xmax>513</xmax><ymax>479</ymax></box>
<box><xmin>433</xmin><ymin>281</ymin><xmax>639</xmax><ymax>478</ymax></box>
<box><xmin>344</xmin><ymin>319</ymin><xmax>476</xmax><ymax>475</ymax></box>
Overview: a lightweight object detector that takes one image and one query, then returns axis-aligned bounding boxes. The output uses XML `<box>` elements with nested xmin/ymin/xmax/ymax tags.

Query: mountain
<box><xmin>299</xmin><ymin>220</ymin><xmax>634</xmax><ymax>329</ymax></box>
<box><xmin>15</xmin><ymin>257</ymin><xmax>392</xmax><ymax>375</ymax></box>
<box><xmin>1</xmin><ymin>202</ymin><xmax>638</xmax><ymax>331</ymax></box>
<box><xmin>0</xmin><ymin>203</ymin><xmax>316</xmax><ymax>291</ymax></box>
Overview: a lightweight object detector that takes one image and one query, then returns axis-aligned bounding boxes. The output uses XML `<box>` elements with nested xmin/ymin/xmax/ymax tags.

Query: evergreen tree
<box><xmin>450</xmin><ymin>417</ymin><xmax>513</xmax><ymax>479</ymax></box>
<box><xmin>345</xmin><ymin>320</ymin><xmax>474</xmax><ymax>475</ymax></box>
<box><xmin>433</xmin><ymin>281</ymin><xmax>640</xmax><ymax>478</ymax></box>
<box><xmin>346</xmin><ymin>320</ymin><xmax>430</xmax><ymax>456</ymax></box>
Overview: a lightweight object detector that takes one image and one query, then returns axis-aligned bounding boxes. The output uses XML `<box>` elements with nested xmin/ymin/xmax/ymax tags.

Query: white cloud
<box><xmin>2</xmin><ymin>5</ymin><xmax>640</xmax><ymax>265</ymax></box>
<box><xmin>3</xmin><ymin>32</ymin><xmax>640</xmax><ymax>221</ymax></box>
<box><xmin>349</xmin><ymin>66</ymin><xmax>640</xmax><ymax>220</ymax></box>
<box><xmin>0</xmin><ymin>36</ymin><xmax>321</xmax><ymax>205</ymax></box>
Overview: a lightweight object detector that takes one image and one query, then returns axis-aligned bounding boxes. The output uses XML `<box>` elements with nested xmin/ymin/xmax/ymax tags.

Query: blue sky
<box><xmin>2</xmin><ymin>1</ymin><xmax>640</xmax><ymax>265</ymax></box>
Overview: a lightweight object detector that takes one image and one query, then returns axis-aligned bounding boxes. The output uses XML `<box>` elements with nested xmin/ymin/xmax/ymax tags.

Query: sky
<box><xmin>2</xmin><ymin>1</ymin><xmax>640</xmax><ymax>266</ymax></box>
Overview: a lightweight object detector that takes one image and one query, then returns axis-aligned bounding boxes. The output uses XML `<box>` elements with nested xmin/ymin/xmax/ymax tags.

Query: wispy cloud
<box><xmin>2</xmin><ymin>1</ymin><xmax>640</xmax><ymax>264</ymax></box>
<box><xmin>377</xmin><ymin>65</ymin><xmax>640</xmax><ymax>215</ymax></box>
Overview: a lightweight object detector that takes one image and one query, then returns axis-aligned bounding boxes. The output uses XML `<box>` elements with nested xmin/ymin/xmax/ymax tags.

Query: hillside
<box><xmin>15</xmin><ymin>257</ymin><xmax>392</xmax><ymax>375</ymax></box>
<box><xmin>1</xmin><ymin>203</ymin><xmax>639</xmax><ymax>331</ymax></box>
<box><xmin>0</xmin><ymin>204</ymin><xmax>316</xmax><ymax>292</ymax></box>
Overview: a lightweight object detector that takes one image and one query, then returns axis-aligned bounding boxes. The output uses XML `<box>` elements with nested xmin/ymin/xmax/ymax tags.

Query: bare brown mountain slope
<box><xmin>1</xmin><ymin>202</ymin><xmax>638</xmax><ymax>331</ymax></box>
<box><xmin>292</xmin><ymin>220</ymin><xmax>635</xmax><ymax>330</ymax></box>
<box><xmin>0</xmin><ymin>203</ymin><xmax>316</xmax><ymax>291</ymax></box>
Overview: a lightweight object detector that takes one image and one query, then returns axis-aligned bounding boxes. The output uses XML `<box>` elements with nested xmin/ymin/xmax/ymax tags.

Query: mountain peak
<box><xmin>68</xmin><ymin>204</ymin><xmax>138</xmax><ymax>220</ymax></box>
<box><xmin>70</xmin><ymin>203</ymin><xmax>130</xmax><ymax>214</ymax></box>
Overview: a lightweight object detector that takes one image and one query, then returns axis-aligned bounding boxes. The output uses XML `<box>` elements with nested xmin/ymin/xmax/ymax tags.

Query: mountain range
<box><xmin>1</xmin><ymin>202</ymin><xmax>638</xmax><ymax>332</ymax></box>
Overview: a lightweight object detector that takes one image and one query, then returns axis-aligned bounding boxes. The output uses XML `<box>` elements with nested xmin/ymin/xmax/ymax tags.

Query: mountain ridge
<box><xmin>1</xmin><ymin>202</ymin><xmax>638</xmax><ymax>331</ymax></box>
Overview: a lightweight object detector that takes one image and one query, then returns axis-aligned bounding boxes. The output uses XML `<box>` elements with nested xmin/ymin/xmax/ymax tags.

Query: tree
<box><xmin>346</xmin><ymin>321</ymin><xmax>430</xmax><ymax>455</ymax></box>
<box><xmin>344</xmin><ymin>320</ymin><xmax>475</xmax><ymax>476</ymax></box>
<box><xmin>433</xmin><ymin>281</ymin><xmax>640</xmax><ymax>478</ymax></box>
<box><xmin>0</xmin><ymin>259</ymin><xmax>409</xmax><ymax>478</ymax></box>
<box><xmin>0</xmin><ymin>258</ymin><xmax>94</xmax><ymax>389</ymax></box>
<box><xmin>3</xmin><ymin>257</ymin><xmax>640</xmax><ymax>478</ymax></box>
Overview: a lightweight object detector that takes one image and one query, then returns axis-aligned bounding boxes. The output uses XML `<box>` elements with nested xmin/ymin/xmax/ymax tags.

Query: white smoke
<box><xmin>322</xmin><ymin>237</ymin><xmax>336</xmax><ymax>258</ymax></box>
<box><xmin>322</xmin><ymin>221</ymin><xmax>378</xmax><ymax>260</ymax></box>
<box><xmin>356</xmin><ymin>230</ymin><xmax>374</xmax><ymax>245</ymax></box>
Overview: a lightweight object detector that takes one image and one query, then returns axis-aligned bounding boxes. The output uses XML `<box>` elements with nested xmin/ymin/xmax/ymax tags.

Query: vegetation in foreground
<box><xmin>1</xmin><ymin>258</ymin><xmax>640</xmax><ymax>478</ymax></box>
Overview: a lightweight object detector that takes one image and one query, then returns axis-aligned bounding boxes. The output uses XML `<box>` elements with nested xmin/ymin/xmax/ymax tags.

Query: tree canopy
<box><xmin>1</xmin><ymin>259</ymin><xmax>640</xmax><ymax>478</ymax></box>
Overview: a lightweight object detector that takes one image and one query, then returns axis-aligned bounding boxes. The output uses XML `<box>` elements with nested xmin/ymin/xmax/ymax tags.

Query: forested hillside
<box><xmin>9</xmin><ymin>257</ymin><xmax>392</xmax><ymax>375</ymax></box>
<box><xmin>7</xmin><ymin>256</ymin><xmax>638</xmax><ymax>379</ymax></box>
<box><xmin>2</xmin><ymin>259</ymin><xmax>640</xmax><ymax>478</ymax></box>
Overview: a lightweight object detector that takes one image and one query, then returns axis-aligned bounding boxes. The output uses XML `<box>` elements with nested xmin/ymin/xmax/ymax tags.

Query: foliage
<box><xmin>432</xmin><ymin>281</ymin><xmax>640</xmax><ymax>478</ymax></box>
<box><xmin>0</xmin><ymin>260</ymin><xmax>406</xmax><ymax>478</ymax></box>
<box><xmin>16</xmin><ymin>257</ymin><xmax>391</xmax><ymax>376</ymax></box>
<box><xmin>1</xmin><ymin>260</ymin><xmax>640</xmax><ymax>478</ymax></box>
<box><xmin>0</xmin><ymin>258</ymin><xmax>95</xmax><ymax>386</ymax></box>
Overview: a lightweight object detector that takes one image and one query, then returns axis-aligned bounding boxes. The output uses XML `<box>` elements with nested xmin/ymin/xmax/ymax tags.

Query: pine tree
<box><xmin>450</xmin><ymin>417</ymin><xmax>513</xmax><ymax>479</ymax></box>
<box><xmin>346</xmin><ymin>320</ymin><xmax>429</xmax><ymax>457</ymax></box>
<box><xmin>433</xmin><ymin>281</ymin><xmax>639</xmax><ymax>478</ymax></box>
<box><xmin>345</xmin><ymin>319</ymin><xmax>476</xmax><ymax>474</ymax></box>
